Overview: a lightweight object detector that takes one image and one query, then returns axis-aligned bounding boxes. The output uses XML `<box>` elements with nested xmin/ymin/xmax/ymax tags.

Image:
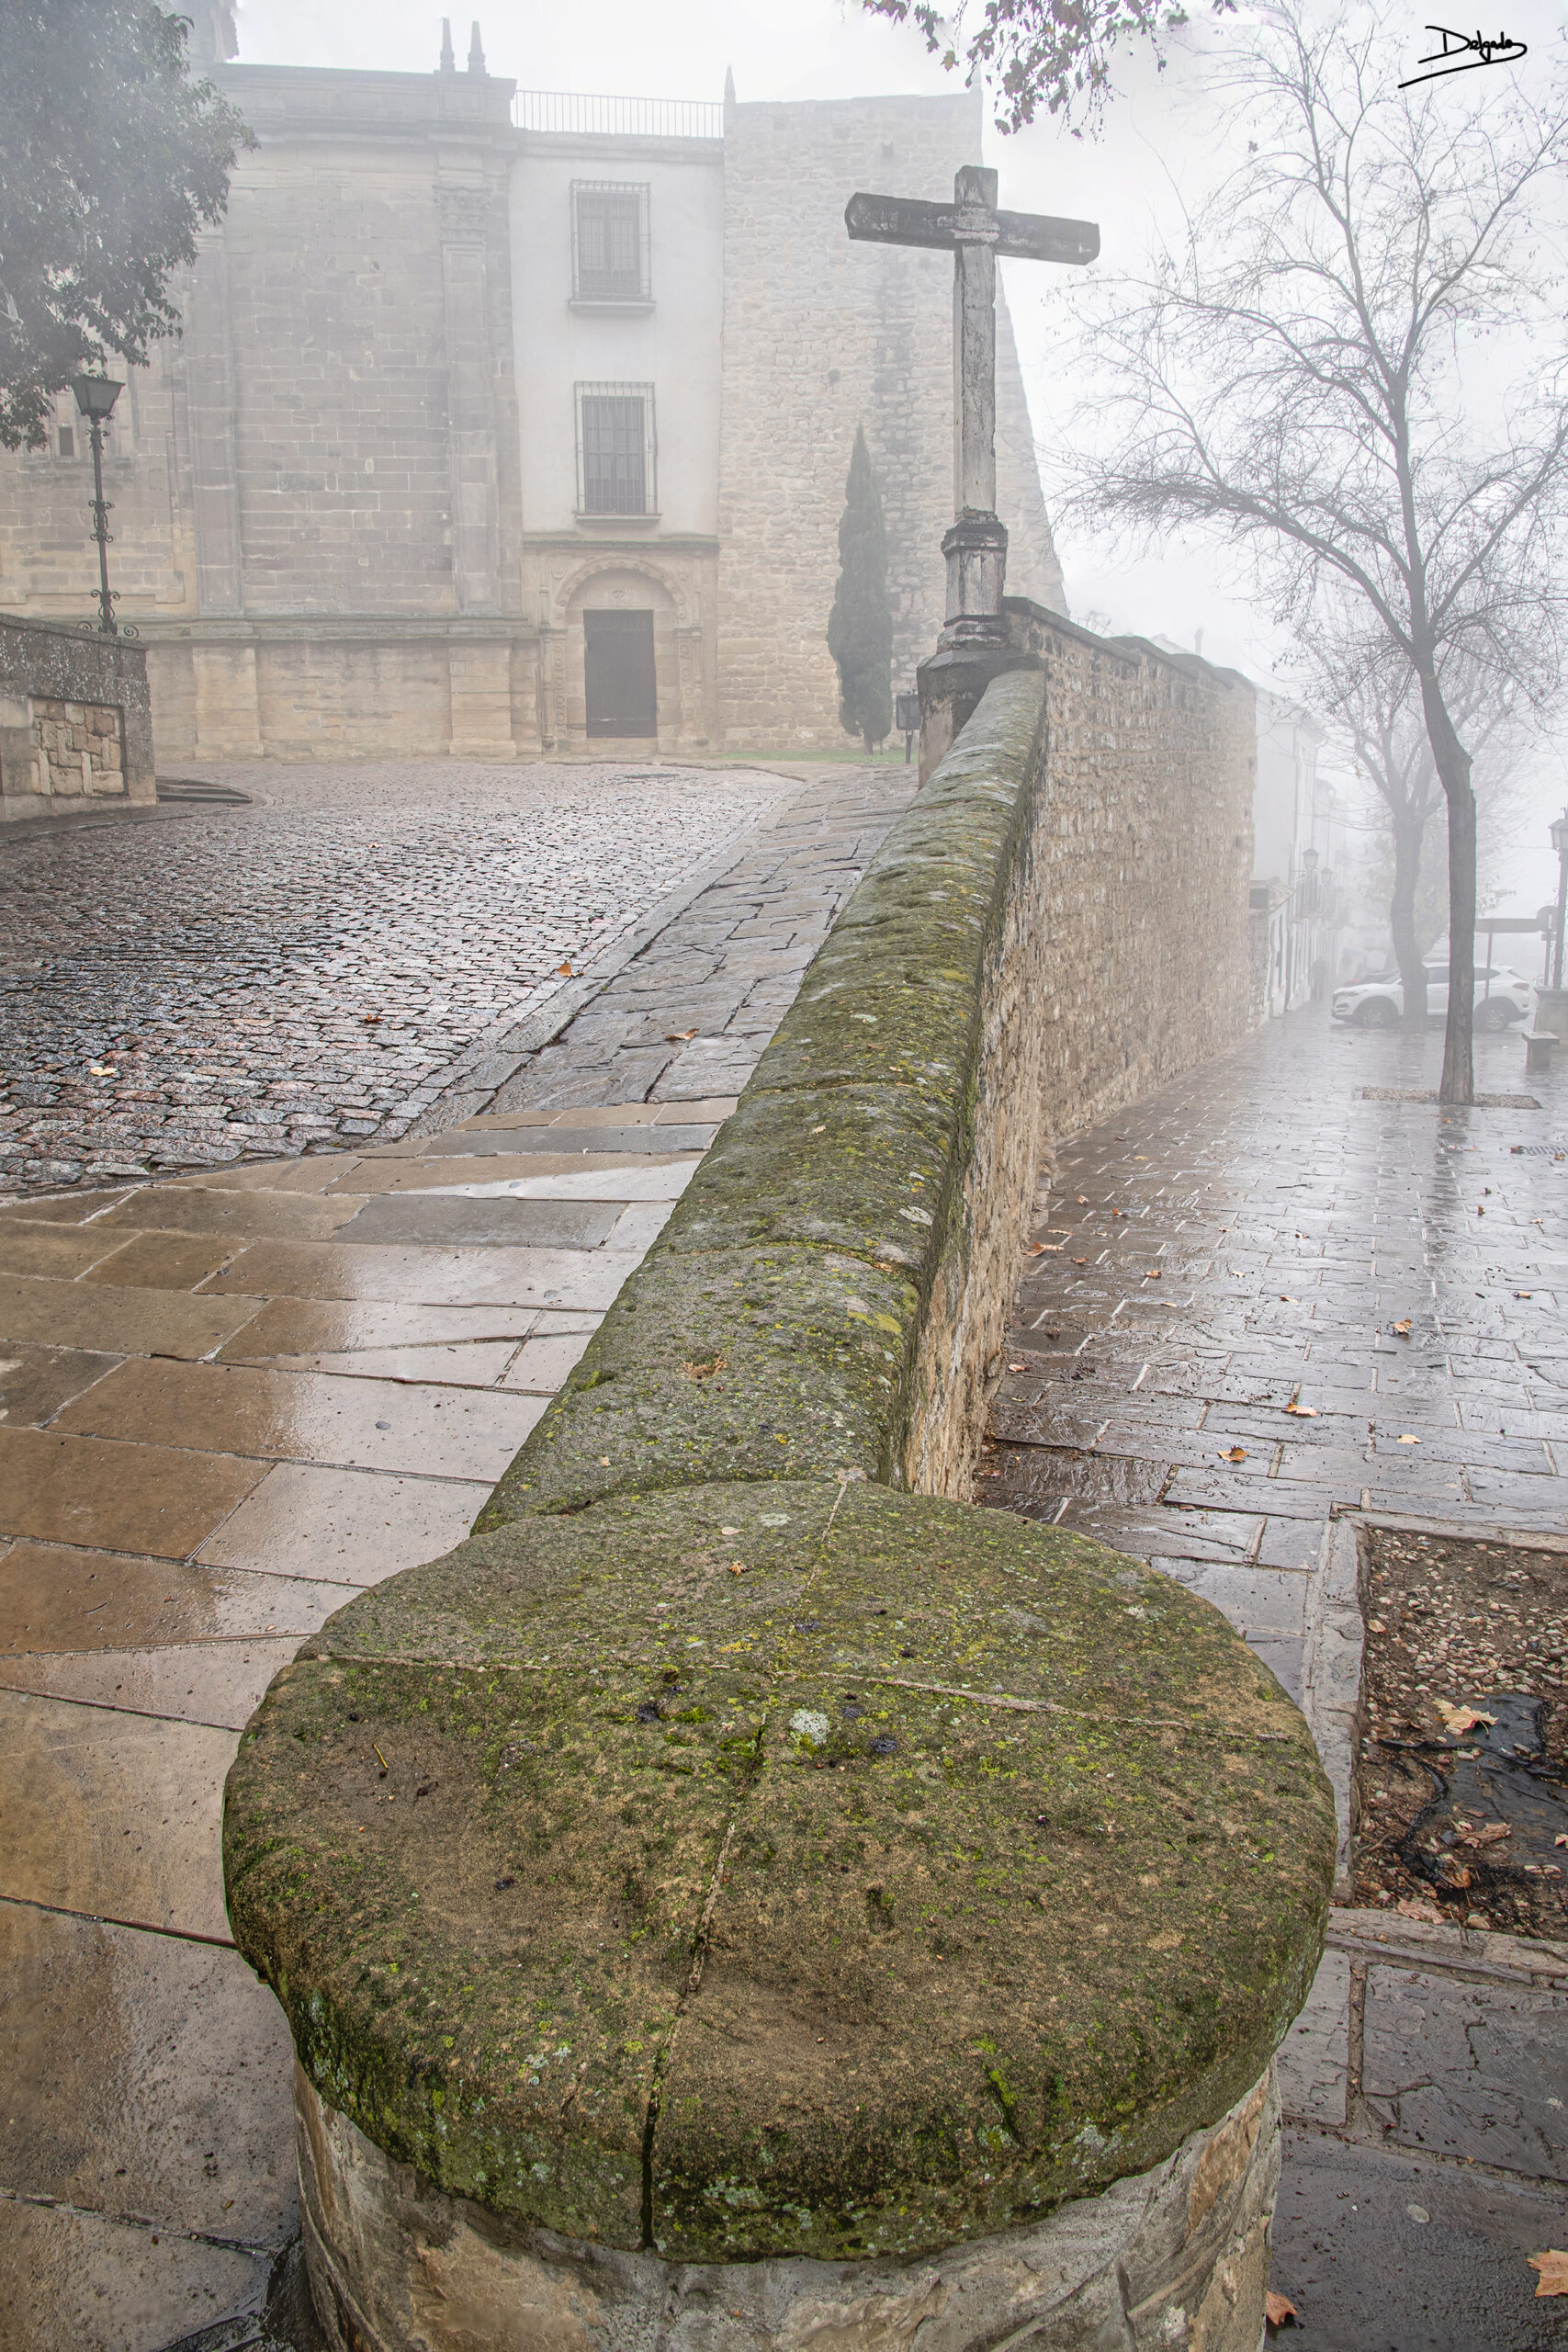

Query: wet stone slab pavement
<box><xmin>986</xmin><ymin>1008</ymin><xmax>1568</xmax><ymax>2350</ymax></box>
<box><xmin>0</xmin><ymin>760</ymin><xmax>914</xmax><ymax>2351</ymax></box>
<box><xmin>7</xmin><ymin>752</ymin><xmax>1567</xmax><ymax>2347</ymax></box>
<box><xmin>0</xmin><ymin>756</ymin><xmax>801</xmax><ymax>1194</ymax></box>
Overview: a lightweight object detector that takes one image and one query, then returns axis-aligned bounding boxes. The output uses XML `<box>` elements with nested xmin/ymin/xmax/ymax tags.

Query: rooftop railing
<box><xmin>514</xmin><ymin>90</ymin><xmax>723</xmax><ymax>141</ymax></box>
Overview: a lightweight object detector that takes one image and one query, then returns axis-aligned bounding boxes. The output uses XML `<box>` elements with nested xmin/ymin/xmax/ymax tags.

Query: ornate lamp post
<box><xmin>70</xmin><ymin>372</ymin><xmax>124</xmax><ymax>635</ymax></box>
<box><xmin>1550</xmin><ymin>808</ymin><xmax>1568</xmax><ymax>992</ymax></box>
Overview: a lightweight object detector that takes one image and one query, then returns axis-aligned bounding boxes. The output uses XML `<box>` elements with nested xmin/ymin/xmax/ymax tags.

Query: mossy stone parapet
<box><xmin>221</xmin><ymin>664</ymin><xmax>1306</xmax><ymax>2348</ymax></box>
<box><xmin>225</xmin><ymin>1482</ymin><xmax>1333</xmax><ymax>2266</ymax></box>
<box><xmin>479</xmin><ymin>669</ymin><xmax>1051</xmax><ymax>1528</ymax></box>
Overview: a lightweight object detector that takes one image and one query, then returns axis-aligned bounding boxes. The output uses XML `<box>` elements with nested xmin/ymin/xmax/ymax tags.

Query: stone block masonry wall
<box><xmin>0</xmin><ymin>65</ymin><xmax>527</xmax><ymax>767</ymax></box>
<box><xmin>716</xmin><ymin>87</ymin><xmax>1065</xmax><ymax>752</ymax></box>
<box><xmin>223</xmin><ymin>664</ymin><xmax>1328</xmax><ymax>2352</ymax></box>
<box><xmin>0</xmin><ymin>60</ymin><xmax>1065</xmax><ymax>763</ymax></box>
<box><xmin>1033</xmin><ymin>619</ymin><xmax>1258</xmax><ymax>1145</ymax></box>
<box><xmin>0</xmin><ymin>616</ymin><xmax>156</xmax><ymax>821</ymax></box>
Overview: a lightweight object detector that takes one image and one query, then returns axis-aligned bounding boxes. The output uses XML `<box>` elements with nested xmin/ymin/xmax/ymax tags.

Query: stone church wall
<box><xmin>716</xmin><ymin>86</ymin><xmax>1064</xmax><ymax>752</ymax></box>
<box><xmin>0</xmin><ymin>62</ymin><xmax>1066</xmax><ymax>763</ymax></box>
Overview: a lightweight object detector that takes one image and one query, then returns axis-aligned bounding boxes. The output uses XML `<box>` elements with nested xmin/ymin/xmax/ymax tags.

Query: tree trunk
<box><xmin>1417</xmin><ymin>671</ymin><xmax>1476</xmax><ymax>1105</ymax></box>
<box><xmin>1390</xmin><ymin>811</ymin><xmax>1427</xmax><ymax>1025</ymax></box>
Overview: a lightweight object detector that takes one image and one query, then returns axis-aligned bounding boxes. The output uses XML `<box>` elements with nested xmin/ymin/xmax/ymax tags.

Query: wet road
<box><xmin>0</xmin><ymin>759</ymin><xmax>790</xmax><ymax>1194</ymax></box>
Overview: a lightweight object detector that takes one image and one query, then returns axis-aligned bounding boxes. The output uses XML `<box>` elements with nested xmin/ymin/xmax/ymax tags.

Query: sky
<box><xmin>231</xmin><ymin>0</ymin><xmax>1568</xmax><ymax>920</ymax></box>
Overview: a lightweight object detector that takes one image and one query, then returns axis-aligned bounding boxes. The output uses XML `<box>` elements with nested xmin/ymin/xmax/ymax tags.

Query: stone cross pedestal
<box><xmin>845</xmin><ymin>167</ymin><xmax>1097</xmax><ymax>646</ymax></box>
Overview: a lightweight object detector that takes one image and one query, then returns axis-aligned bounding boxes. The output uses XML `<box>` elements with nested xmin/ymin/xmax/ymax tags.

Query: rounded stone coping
<box><xmin>297</xmin><ymin>2061</ymin><xmax>1280</xmax><ymax>2352</ymax></box>
<box><xmin>224</xmin><ymin>1480</ymin><xmax>1334</xmax><ymax>2264</ymax></box>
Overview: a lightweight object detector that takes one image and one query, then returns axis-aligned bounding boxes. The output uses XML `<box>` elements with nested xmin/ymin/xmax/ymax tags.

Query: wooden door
<box><xmin>584</xmin><ymin>610</ymin><xmax>656</xmax><ymax>738</ymax></box>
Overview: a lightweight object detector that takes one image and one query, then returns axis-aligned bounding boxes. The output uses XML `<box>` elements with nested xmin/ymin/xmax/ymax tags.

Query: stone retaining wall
<box><xmin>0</xmin><ymin>616</ymin><xmax>156</xmax><ymax>820</ymax></box>
<box><xmin>224</xmin><ymin>665</ymin><xmax>1331</xmax><ymax>2352</ymax></box>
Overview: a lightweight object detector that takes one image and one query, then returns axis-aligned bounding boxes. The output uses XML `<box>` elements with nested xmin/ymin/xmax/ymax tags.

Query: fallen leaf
<box><xmin>88</xmin><ymin>1062</ymin><xmax>114</xmax><ymax>1075</ymax></box>
<box><xmin>1555</xmin><ymin>1834</ymin><xmax>1568</xmax><ymax>1849</ymax></box>
<box><xmin>1529</xmin><ymin>2252</ymin><xmax>1568</xmax><ymax>2299</ymax></box>
<box><xmin>1285</xmin><ymin>1402</ymin><xmax>1318</xmax><ymax>1417</ymax></box>
<box><xmin>1397</xmin><ymin>1433</ymin><xmax>1421</xmax><ymax>1443</ymax></box>
<box><xmin>363</xmin><ymin>1012</ymin><xmax>382</xmax><ymax>1024</ymax></box>
<box><xmin>811</xmin><ymin>1125</ymin><xmax>826</xmax><ymax>1134</ymax></box>
<box><xmin>664</xmin><ymin>1028</ymin><xmax>698</xmax><ymax>1042</ymax></box>
<box><xmin>1393</xmin><ymin>1318</ymin><xmax>1413</xmax><ymax>1337</ymax></box>
<box><xmin>727</xmin><ymin>1561</ymin><xmax>747</xmax><ymax>1577</ymax></box>
<box><xmin>1515</xmin><ymin>1291</ymin><xmax>1534</xmax><ymax>1300</ymax></box>
<box><xmin>1222</xmin><ymin>1446</ymin><xmax>1248</xmax><ymax>1463</ymax></box>
<box><xmin>1265</xmin><ymin>2290</ymin><xmax>1298</xmax><ymax>2326</ymax></box>
<box><xmin>1143</xmin><ymin>1268</ymin><xmax>1162</xmax><ymax>1280</ymax></box>
<box><xmin>1073</xmin><ymin>1257</ymin><xmax>1089</xmax><ymax>1265</ymax></box>
<box><xmin>1437</xmin><ymin>1701</ymin><xmax>1496</xmax><ymax>1734</ymax></box>
<box><xmin>1460</xmin><ymin>1821</ymin><xmax>1510</xmax><ymax>1847</ymax></box>
<box><xmin>1024</xmin><ymin>1242</ymin><xmax>1064</xmax><ymax>1255</ymax></box>
<box><xmin>557</xmin><ymin>961</ymin><xmax>574</xmax><ymax>976</ymax></box>
<box><xmin>1395</xmin><ymin>1896</ymin><xmax>1445</xmax><ymax>1923</ymax></box>
<box><xmin>1279</xmin><ymin>1295</ymin><xmax>1299</xmax><ymax>1304</ymax></box>
<box><xmin>1008</xmin><ymin>1362</ymin><xmax>1027</xmax><ymax>1372</ymax></box>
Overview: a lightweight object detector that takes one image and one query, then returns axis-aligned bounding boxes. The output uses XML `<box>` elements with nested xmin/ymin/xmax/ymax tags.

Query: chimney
<box><xmin>468</xmin><ymin>19</ymin><xmax>486</xmax><ymax>73</ymax></box>
<box><xmin>439</xmin><ymin>17</ymin><xmax>455</xmax><ymax>72</ymax></box>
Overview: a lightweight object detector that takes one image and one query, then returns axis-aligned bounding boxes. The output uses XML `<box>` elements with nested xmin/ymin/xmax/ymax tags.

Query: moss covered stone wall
<box><xmin>222</xmin><ymin>665</ymin><xmax>1328</xmax><ymax>2324</ymax></box>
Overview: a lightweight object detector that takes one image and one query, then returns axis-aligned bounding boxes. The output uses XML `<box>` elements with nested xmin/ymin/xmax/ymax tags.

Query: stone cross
<box><xmin>846</xmin><ymin>166</ymin><xmax>1099</xmax><ymax>642</ymax></box>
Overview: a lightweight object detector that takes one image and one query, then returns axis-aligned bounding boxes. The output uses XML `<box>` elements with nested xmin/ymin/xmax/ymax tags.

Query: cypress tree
<box><xmin>827</xmin><ymin>424</ymin><xmax>894</xmax><ymax>752</ymax></box>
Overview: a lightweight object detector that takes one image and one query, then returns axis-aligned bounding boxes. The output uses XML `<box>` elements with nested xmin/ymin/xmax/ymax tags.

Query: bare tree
<box><xmin>1058</xmin><ymin>5</ymin><xmax>1568</xmax><ymax>1101</ymax></box>
<box><xmin>1295</xmin><ymin>621</ymin><xmax>1536</xmax><ymax>1022</ymax></box>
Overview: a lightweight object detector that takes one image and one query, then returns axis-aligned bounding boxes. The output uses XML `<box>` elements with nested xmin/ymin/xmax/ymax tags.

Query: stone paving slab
<box><xmin>0</xmin><ymin>762</ymin><xmax>907</xmax><ymax>2346</ymax></box>
<box><xmin>0</xmin><ymin>2201</ymin><xmax>269</xmax><ymax>2352</ymax></box>
<box><xmin>0</xmin><ymin>1902</ymin><xmax>297</xmax><ymax>2244</ymax></box>
<box><xmin>1362</xmin><ymin>1966</ymin><xmax>1568</xmax><ymax>2177</ymax></box>
<box><xmin>1270</xmin><ymin>2127</ymin><xmax>1567</xmax><ymax>2352</ymax></box>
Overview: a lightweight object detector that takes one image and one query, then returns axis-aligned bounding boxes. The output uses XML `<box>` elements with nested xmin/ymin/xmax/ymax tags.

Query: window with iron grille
<box><xmin>576</xmin><ymin>382</ymin><xmax>656</xmax><ymax>517</ymax></box>
<box><xmin>571</xmin><ymin>182</ymin><xmax>650</xmax><ymax>304</ymax></box>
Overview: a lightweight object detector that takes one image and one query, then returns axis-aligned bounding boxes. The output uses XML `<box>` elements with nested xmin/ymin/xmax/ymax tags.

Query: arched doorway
<box><xmin>559</xmin><ymin>563</ymin><xmax>683</xmax><ymax>751</ymax></box>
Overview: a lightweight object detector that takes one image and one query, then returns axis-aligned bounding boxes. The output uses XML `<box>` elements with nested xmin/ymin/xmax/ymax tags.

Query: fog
<box><xmin>231</xmin><ymin>0</ymin><xmax>1568</xmax><ymax>918</ymax></box>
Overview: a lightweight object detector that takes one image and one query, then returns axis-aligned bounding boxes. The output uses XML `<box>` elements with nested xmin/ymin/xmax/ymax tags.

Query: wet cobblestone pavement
<box><xmin>987</xmin><ymin>1010</ymin><xmax>1568</xmax><ymax>2352</ymax></box>
<box><xmin>0</xmin><ymin>759</ymin><xmax>791</xmax><ymax>1195</ymax></box>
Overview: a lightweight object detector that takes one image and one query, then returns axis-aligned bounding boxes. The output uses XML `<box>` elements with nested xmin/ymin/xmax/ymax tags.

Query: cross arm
<box><xmin>844</xmin><ymin>191</ymin><xmax>1099</xmax><ymax>267</ymax></box>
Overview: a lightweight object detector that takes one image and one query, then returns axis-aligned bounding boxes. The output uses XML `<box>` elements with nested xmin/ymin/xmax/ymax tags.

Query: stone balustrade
<box><xmin>223</xmin><ymin>666</ymin><xmax>1333</xmax><ymax>2351</ymax></box>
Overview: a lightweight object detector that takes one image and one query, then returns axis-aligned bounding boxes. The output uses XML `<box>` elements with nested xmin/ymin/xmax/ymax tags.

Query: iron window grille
<box><xmin>575</xmin><ymin>382</ymin><xmax>657</xmax><ymax>517</ymax></box>
<box><xmin>571</xmin><ymin>182</ymin><xmax>651</xmax><ymax>304</ymax></box>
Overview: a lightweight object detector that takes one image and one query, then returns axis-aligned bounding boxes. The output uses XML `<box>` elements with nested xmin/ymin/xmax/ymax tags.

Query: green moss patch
<box><xmin>477</xmin><ymin>1246</ymin><xmax>920</xmax><ymax>1528</ymax></box>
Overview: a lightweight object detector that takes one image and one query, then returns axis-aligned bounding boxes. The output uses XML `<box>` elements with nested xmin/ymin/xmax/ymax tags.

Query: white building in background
<box><xmin>1250</xmin><ymin>684</ymin><xmax>1333</xmax><ymax>1016</ymax></box>
<box><xmin>0</xmin><ymin>24</ymin><xmax>1065</xmax><ymax>764</ymax></box>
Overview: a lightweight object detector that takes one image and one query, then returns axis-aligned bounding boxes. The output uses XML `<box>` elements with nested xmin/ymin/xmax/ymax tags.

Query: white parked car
<box><xmin>1332</xmin><ymin>963</ymin><xmax>1533</xmax><ymax>1031</ymax></box>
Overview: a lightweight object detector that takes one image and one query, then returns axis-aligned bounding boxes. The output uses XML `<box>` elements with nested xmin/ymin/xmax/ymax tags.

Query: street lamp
<box><xmin>1550</xmin><ymin>808</ymin><xmax>1568</xmax><ymax>991</ymax></box>
<box><xmin>70</xmin><ymin>372</ymin><xmax>124</xmax><ymax>635</ymax></box>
